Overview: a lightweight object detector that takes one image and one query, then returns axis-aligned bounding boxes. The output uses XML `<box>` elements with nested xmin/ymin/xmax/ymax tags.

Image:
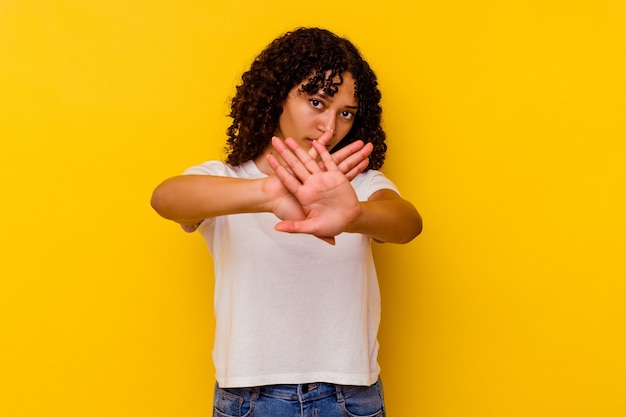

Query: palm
<box><xmin>290</xmin><ymin>169</ymin><xmax>360</xmax><ymax>237</ymax></box>
<box><xmin>262</xmin><ymin>173</ymin><xmax>305</xmax><ymax>221</ymax></box>
<box><xmin>267</xmin><ymin>137</ymin><xmax>364</xmax><ymax>241</ymax></box>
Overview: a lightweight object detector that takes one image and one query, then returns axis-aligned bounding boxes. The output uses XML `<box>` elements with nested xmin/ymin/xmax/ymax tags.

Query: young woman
<box><xmin>151</xmin><ymin>27</ymin><xmax>422</xmax><ymax>417</ymax></box>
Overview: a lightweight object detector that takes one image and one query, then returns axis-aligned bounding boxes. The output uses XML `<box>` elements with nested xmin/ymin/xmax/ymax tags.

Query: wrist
<box><xmin>257</xmin><ymin>176</ymin><xmax>275</xmax><ymax>213</ymax></box>
<box><xmin>343</xmin><ymin>202</ymin><xmax>365</xmax><ymax>234</ymax></box>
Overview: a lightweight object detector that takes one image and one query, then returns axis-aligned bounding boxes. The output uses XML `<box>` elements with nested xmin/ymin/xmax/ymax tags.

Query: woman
<box><xmin>152</xmin><ymin>27</ymin><xmax>422</xmax><ymax>417</ymax></box>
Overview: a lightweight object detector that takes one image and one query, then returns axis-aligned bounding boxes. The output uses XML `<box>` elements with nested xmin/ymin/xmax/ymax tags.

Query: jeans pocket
<box><xmin>213</xmin><ymin>386</ymin><xmax>256</xmax><ymax>417</ymax></box>
<box><xmin>340</xmin><ymin>379</ymin><xmax>385</xmax><ymax>417</ymax></box>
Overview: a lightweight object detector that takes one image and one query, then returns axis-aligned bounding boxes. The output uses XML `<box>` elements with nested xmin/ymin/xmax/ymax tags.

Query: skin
<box><xmin>151</xmin><ymin>73</ymin><xmax>422</xmax><ymax>244</ymax></box>
<box><xmin>269</xmin><ymin>137</ymin><xmax>421</xmax><ymax>244</ymax></box>
<box><xmin>253</xmin><ymin>73</ymin><xmax>360</xmax><ymax>175</ymax></box>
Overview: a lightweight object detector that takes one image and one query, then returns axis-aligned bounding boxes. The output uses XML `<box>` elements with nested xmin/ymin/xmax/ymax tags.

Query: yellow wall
<box><xmin>2</xmin><ymin>1</ymin><xmax>625</xmax><ymax>416</ymax></box>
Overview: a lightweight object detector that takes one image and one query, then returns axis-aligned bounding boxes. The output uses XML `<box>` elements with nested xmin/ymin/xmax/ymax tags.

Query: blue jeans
<box><xmin>213</xmin><ymin>378</ymin><xmax>385</xmax><ymax>417</ymax></box>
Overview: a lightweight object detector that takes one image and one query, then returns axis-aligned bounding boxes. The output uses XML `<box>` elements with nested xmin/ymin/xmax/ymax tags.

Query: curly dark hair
<box><xmin>225</xmin><ymin>27</ymin><xmax>387</xmax><ymax>170</ymax></box>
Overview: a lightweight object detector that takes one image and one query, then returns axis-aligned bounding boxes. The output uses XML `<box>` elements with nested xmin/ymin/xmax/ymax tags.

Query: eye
<box><xmin>340</xmin><ymin>110</ymin><xmax>355</xmax><ymax>120</ymax></box>
<box><xmin>310</xmin><ymin>99</ymin><xmax>323</xmax><ymax>109</ymax></box>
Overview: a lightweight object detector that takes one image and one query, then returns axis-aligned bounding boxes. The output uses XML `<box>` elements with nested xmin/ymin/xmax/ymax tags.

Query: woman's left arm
<box><xmin>346</xmin><ymin>188</ymin><xmax>422</xmax><ymax>244</ymax></box>
<box><xmin>268</xmin><ymin>136</ymin><xmax>422</xmax><ymax>244</ymax></box>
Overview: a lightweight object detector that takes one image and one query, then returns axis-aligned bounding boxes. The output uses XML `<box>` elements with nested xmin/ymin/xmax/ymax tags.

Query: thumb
<box><xmin>274</xmin><ymin>220</ymin><xmax>336</xmax><ymax>245</ymax></box>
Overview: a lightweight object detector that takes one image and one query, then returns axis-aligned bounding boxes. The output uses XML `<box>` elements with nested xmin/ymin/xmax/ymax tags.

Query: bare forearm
<box><xmin>346</xmin><ymin>194</ymin><xmax>422</xmax><ymax>244</ymax></box>
<box><xmin>150</xmin><ymin>175</ymin><xmax>267</xmax><ymax>223</ymax></box>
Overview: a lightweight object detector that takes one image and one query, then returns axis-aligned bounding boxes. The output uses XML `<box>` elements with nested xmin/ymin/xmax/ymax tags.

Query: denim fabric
<box><xmin>213</xmin><ymin>378</ymin><xmax>385</xmax><ymax>417</ymax></box>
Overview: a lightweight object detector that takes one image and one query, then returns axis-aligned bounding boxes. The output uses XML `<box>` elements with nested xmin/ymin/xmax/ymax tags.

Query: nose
<box><xmin>317</xmin><ymin>111</ymin><xmax>336</xmax><ymax>134</ymax></box>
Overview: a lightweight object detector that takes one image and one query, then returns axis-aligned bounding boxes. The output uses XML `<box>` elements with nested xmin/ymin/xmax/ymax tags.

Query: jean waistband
<box><xmin>259</xmin><ymin>382</ymin><xmax>340</xmax><ymax>401</ymax></box>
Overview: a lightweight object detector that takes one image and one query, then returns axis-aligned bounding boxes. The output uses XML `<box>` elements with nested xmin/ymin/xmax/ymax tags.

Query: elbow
<box><xmin>411</xmin><ymin>211</ymin><xmax>423</xmax><ymax>240</ymax></box>
<box><xmin>399</xmin><ymin>208</ymin><xmax>423</xmax><ymax>244</ymax></box>
<box><xmin>150</xmin><ymin>181</ymin><xmax>175</xmax><ymax>220</ymax></box>
<box><xmin>376</xmin><ymin>207</ymin><xmax>422</xmax><ymax>245</ymax></box>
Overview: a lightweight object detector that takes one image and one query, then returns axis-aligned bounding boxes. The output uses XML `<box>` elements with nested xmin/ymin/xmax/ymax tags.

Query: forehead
<box><xmin>299</xmin><ymin>72</ymin><xmax>357</xmax><ymax>100</ymax></box>
<box><xmin>330</xmin><ymin>73</ymin><xmax>357</xmax><ymax>102</ymax></box>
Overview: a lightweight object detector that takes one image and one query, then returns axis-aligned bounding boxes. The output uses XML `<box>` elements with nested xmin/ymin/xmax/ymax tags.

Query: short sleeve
<box><xmin>367</xmin><ymin>170</ymin><xmax>400</xmax><ymax>197</ymax></box>
<box><xmin>178</xmin><ymin>160</ymin><xmax>230</xmax><ymax>233</ymax></box>
<box><xmin>351</xmin><ymin>170</ymin><xmax>400</xmax><ymax>201</ymax></box>
<box><xmin>183</xmin><ymin>160</ymin><xmax>229</xmax><ymax>176</ymax></box>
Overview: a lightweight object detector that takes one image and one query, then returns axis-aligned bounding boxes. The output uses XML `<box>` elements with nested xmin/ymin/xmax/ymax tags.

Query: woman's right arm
<box><xmin>151</xmin><ymin>136</ymin><xmax>373</xmax><ymax>228</ymax></box>
<box><xmin>150</xmin><ymin>174</ymin><xmax>303</xmax><ymax>226</ymax></box>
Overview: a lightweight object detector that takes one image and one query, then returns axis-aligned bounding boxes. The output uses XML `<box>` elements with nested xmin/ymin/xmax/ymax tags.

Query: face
<box><xmin>275</xmin><ymin>72</ymin><xmax>358</xmax><ymax>151</ymax></box>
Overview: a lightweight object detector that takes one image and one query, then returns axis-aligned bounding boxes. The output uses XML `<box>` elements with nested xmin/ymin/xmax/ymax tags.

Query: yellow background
<box><xmin>2</xmin><ymin>1</ymin><xmax>625</xmax><ymax>416</ymax></box>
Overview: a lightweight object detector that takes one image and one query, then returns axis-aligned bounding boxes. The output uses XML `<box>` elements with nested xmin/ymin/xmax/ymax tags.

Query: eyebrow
<box><xmin>315</xmin><ymin>92</ymin><xmax>359</xmax><ymax>110</ymax></box>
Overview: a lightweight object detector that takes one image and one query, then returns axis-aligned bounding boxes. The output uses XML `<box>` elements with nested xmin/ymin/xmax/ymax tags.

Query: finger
<box><xmin>266</xmin><ymin>151</ymin><xmax>286</xmax><ymax>173</ymax></box>
<box><xmin>274</xmin><ymin>220</ymin><xmax>336</xmax><ymax>245</ymax></box>
<box><xmin>332</xmin><ymin>140</ymin><xmax>365</xmax><ymax>164</ymax></box>
<box><xmin>312</xmin><ymin>140</ymin><xmax>338</xmax><ymax>171</ymax></box>
<box><xmin>267</xmin><ymin>153</ymin><xmax>304</xmax><ymax>194</ymax></box>
<box><xmin>315</xmin><ymin>235</ymin><xmax>336</xmax><ymax>245</ymax></box>
<box><xmin>284</xmin><ymin>137</ymin><xmax>323</xmax><ymax>174</ymax></box>
<box><xmin>272</xmin><ymin>136</ymin><xmax>314</xmax><ymax>182</ymax></box>
<box><xmin>266</xmin><ymin>137</ymin><xmax>294</xmax><ymax>174</ymax></box>
<box><xmin>317</xmin><ymin>129</ymin><xmax>334</xmax><ymax>147</ymax></box>
<box><xmin>337</xmin><ymin>142</ymin><xmax>373</xmax><ymax>179</ymax></box>
<box><xmin>344</xmin><ymin>158</ymin><xmax>370</xmax><ymax>181</ymax></box>
<box><xmin>307</xmin><ymin>130</ymin><xmax>334</xmax><ymax>161</ymax></box>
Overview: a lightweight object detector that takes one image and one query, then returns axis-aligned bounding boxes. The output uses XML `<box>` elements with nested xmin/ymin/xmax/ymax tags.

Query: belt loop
<box><xmin>251</xmin><ymin>386</ymin><xmax>260</xmax><ymax>401</ymax></box>
<box><xmin>335</xmin><ymin>384</ymin><xmax>344</xmax><ymax>403</ymax></box>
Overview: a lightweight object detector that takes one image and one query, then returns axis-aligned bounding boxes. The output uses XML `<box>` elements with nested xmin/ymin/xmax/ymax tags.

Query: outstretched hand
<box><xmin>267</xmin><ymin>136</ymin><xmax>365</xmax><ymax>245</ymax></box>
<box><xmin>310</xmin><ymin>131</ymin><xmax>374</xmax><ymax>180</ymax></box>
<box><xmin>262</xmin><ymin>131</ymin><xmax>372</xmax><ymax>227</ymax></box>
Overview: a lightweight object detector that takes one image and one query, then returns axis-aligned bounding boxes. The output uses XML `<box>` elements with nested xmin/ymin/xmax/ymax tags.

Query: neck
<box><xmin>253</xmin><ymin>146</ymin><xmax>279</xmax><ymax>175</ymax></box>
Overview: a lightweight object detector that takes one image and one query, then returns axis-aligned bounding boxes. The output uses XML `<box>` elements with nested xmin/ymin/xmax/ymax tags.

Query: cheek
<box><xmin>281</xmin><ymin>104</ymin><xmax>311</xmax><ymax>130</ymax></box>
<box><xmin>277</xmin><ymin>111</ymin><xmax>297</xmax><ymax>135</ymax></box>
<box><xmin>335</xmin><ymin>121</ymin><xmax>355</xmax><ymax>141</ymax></box>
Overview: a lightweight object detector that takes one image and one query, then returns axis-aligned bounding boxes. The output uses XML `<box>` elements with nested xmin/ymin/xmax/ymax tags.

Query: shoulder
<box><xmin>351</xmin><ymin>169</ymin><xmax>400</xmax><ymax>200</ymax></box>
<box><xmin>183</xmin><ymin>160</ymin><xmax>231</xmax><ymax>176</ymax></box>
<box><xmin>182</xmin><ymin>159</ymin><xmax>262</xmax><ymax>179</ymax></box>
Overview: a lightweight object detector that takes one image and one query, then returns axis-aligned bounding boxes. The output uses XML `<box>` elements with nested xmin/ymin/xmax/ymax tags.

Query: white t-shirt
<box><xmin>184</xmin><ymin>159</ymin><xmax>399</xmax><ymax>388</ymax></box>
